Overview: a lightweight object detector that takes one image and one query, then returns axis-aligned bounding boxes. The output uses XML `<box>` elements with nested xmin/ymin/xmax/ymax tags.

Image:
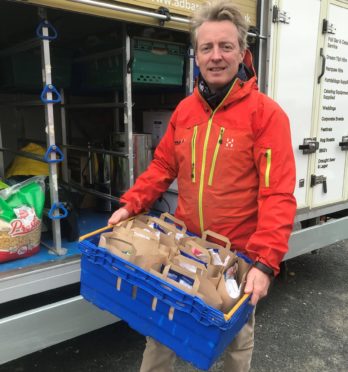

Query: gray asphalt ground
<box><xmin>1</xmin><ymin>241</ymin><xmax>347</xmax><ymax>372</ymax></box>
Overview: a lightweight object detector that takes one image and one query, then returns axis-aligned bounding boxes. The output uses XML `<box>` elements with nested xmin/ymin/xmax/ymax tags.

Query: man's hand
<box><xmin>108</xmin><ymin>207</ymin><xmax>130</xmax><ymax>226</ymax></box>
<box><xmin>244</xmin><ymin>267</ymin><xmax>272</xmax><ymax>306</ymax></box>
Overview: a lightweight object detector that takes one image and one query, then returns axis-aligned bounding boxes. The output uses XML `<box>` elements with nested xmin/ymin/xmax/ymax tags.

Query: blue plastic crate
<box><xmin>79</xmin><ymin>233</ymin><xmax>254</xmax><ymax>370</ymax></box>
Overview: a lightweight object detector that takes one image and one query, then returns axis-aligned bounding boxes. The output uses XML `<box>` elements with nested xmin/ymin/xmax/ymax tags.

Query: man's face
<box><xmin>195</xmin><ymin>20</ymin><xmax>245</xmax><ymax>92</ymax></box>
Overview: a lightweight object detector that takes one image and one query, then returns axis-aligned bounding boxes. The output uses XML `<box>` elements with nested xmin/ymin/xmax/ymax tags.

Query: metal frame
<box><xmin>38</xmin><ymin>8</ymin><xmax>64</xmax><ymax>254</ymax></box>
<box><xmin>0</xmin><ymin>257</ymin><xmax>81</xmax><ymax>304</ymax></box>
<box><xmin>123</xmin><ymin>30</ymin><xmax>134</xmax><ymax>188</ymax></box>
<box><xmin>0</xmin><ymin>295</ymin><xmax>117</xmax><ymax>365</ymax></box>
<box><xmin>69</xmin><ymin>0</ymin><xmax>190</xmax><ymax>24</ymax></box>
<box><xmin>286</xmin><ymin>216</ymin><xmax>348</xmax><ymax>260</ymax></box>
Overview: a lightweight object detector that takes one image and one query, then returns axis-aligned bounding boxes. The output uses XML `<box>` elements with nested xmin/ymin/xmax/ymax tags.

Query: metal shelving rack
<box><xmin>59</xmin><ymin>30</ymin><xmax>135</xmax><ymax>205</ymax></box>
<box><xmin>0</xmin><ymin>8</ymin><xmax>66</xmax><ymax>255</ymax></box>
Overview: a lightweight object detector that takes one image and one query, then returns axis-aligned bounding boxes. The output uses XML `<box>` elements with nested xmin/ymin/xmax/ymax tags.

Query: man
<box><xmin>109</xmin><ymin>1</ymin><xmax>296</xmax><ymax>370</ymax></box>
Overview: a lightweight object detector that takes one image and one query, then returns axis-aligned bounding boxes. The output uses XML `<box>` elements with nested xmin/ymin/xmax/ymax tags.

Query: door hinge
<box><xmin>299</xmin><ymin>138</ymin><xmax>319</xmax><ymax>154</ymax></box>
<box><xmin>322</xmin><ymin>19</ymin><xmax>336</xmax><ymax>34</ymax></box>
<box><xmin>272</xmin><ymin>5</ymin><xmax>290</xmax><ymax>24</ymax></box>
<box><xmin>311</xmin><ymin>175</ymin><xmax>327</xmax><ymax>193</ymax></box>
<box><xmin>339</xmin><ymin>136</ymin><xmax>348</xmax><ymax>151</ymax></box>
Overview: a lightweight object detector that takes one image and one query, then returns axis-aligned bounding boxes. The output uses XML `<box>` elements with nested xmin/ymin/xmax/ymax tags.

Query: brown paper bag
<box><xmin>197</xmin><ymin>275</ymin><xmax>223</xmax><ymax>310</ymax></box>
<box><xmin>100</xmin><ymin>228</ymin><xmax>169</xmax><ymax>271</ymax></box>
<box><xmin>172</xmin><ymin>254</ymin><xmax>206</xmax><ymax>275</ymax></box>
<box><xmin>99</xmin><ymin>232</ymin><xmax>136</xmax><ymax>262</ymax></box>
<box><xmin>150</xmin><ymin>263</ymin><xmax>200</xmax><ymax>295</ymax></box>
<box><xmin>236</xmin><ymin>256</ymin><xmax>251</xmax><ymax>284</ymax></box>
<box><xmin>150</xmin><ymin>263</ymin><xmax>223</xmax><ymax>310</ymax></box>
<box><xmin>148</xmin><ymin>212</ymin><xmax>187</xmax><ymax>240</ymax></box>
<box><xmin>205</xmin><ymin>264</ymin><xmax>223</xmax><ymax>287</ymax></box>
<box><xmin>178</xmin><ymin>238</ymin><xmax>212</xmax><ymax>265</ymax></box>
<box><xmin>134</xmin><ymin>253</ymin><xmax>168</xmax><ymax>271</ymax></box>
<box><xmin>218</xmin><ymin>257</ymin><xmax>251</xmax><ymax>313</ymax></box>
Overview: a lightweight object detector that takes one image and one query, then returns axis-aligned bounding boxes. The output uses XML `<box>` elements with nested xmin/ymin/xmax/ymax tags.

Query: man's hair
<box><xmin>191</xmin><ymin>0</ymin><xmax>248</xmax><ymax>52</ymax></box>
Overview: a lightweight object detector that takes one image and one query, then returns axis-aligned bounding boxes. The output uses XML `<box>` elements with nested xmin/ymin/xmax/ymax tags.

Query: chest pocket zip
<box><xmin>191</xmin><ymin>126</ymin><xmax>198</xmax><ymax>183</ymax></box>
<box><xmin>264</xmin><ymin>148</ymin><xmax>272</xmax><ymax>187</ymax></box>
<box><xmin>208</xmin><ymin>127</ymin><xmax>225</xmax><ymax>186</ymax></box>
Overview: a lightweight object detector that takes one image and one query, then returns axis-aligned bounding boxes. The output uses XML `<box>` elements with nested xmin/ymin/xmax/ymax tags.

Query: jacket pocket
<box><xmin>260</xmin><ymin>148</ymin><xmax>272</xmax><ymax>188</ymax></box>
<box><xmin>208</xmin><ymin>127</ymin><xmax>225</xmax><ymax>186</ymax></box>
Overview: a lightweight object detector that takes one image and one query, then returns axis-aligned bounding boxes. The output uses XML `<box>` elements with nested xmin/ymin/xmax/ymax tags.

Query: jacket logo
<box><xmin>225</xmin><ymin>138</ymin><xmax>234</xmax><ymax>149</ymax></box>
<box><xmin>174</xmin><ymin>139</ymin><xmax>185</xmax><ymax>145</ymax></box>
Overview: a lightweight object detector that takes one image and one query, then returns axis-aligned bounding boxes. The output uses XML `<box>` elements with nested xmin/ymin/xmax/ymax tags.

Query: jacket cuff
<box><xmin>256</xmin><ymin>257</ymin><xmax>279</xmax><ymax>276</ymax></box>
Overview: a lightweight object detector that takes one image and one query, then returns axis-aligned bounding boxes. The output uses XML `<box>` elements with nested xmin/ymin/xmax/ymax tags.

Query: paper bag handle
<box><xmin>202</xmin><ymin>230</ymin><xmax>231</xmax><ymax>250</ymax></box>
<box><xmin>151</xmin><ymin>264</ymin><xmax>200</xmax><ymax>295</ymax></box>
<box><xmin>160</xmin><ymin>212</ymin><xmax>187</xmax><ymax>233</ymax></box>
<box><xmin>104</xmin><ymin>235</ymin><xmax>135</xmax><ymax>251</ymax></box>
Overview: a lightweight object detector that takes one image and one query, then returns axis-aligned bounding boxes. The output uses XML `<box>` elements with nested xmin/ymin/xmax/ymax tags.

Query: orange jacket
<box><xmin>121</xmin><ymin>55</ymin><xmax>296</xmax><ymax>275</ymax></box>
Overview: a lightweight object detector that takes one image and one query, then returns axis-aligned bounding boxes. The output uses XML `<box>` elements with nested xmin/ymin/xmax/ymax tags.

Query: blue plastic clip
<box><xmin>36</xmin><ymin>20</ymin><xmax>58</xmax><ymax>40</ymax></box>
<box><xmin>40</xmin><ymin>84</ymin><xmax>61</xmax><ymax>104</ymax></box>
<box><xmin>44</xmin><ymin>145</ymin><xmax>64</xmax><ymax>163</ymax></box>
<box><xmin>48</xmin><ymin>202</ymin><xmax>68</xmax><ymax>220</ymax></box>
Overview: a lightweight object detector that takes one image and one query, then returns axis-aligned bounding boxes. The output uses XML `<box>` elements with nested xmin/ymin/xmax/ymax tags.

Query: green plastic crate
<box><xmin>78</xmin><ymin>51</ymin><xmax>123</xmax><ymax>90</ymax></box>
<box><xmin>0</xmin><ymin>48</ymin><xmax>72</xmax><ymax>90</ymax></box>
<box><xmin>78</xmin><ymin>38</ymin><xmax>186</xmax><ymax>89</ymax></box>
<box><xmin>132</xmin><ymin>38</ymin><xmax>185</xmax><ymax>86</ymax></box>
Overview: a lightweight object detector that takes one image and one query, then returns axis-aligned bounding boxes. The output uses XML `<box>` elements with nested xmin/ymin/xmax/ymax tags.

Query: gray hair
<box><xmin>191</xmin><ymin>0</ymin><xmax>248</xmax><ymax>52</ymax></box>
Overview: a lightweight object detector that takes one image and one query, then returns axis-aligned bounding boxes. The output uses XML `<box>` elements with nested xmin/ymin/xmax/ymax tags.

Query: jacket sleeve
<box><xmin>245</xmin><ymin>96</ymin><xmax>297</xmax><ymax>276</ymax></box>
<box><xmin>119</xmin><ymin>111</ymin><xmax>178</xmax><ymax>215</ymax></box>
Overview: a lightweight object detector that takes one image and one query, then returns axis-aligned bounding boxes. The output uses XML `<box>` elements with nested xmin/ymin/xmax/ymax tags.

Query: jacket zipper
<box><xmin>264</xmin><ymin>149</ymin><xmax>272</xmax><ymax>187</ymax></box>
<box><xmin>208</xmin><ymin>127</ymin><xmax>225</xmax><ymax>186</ymax></box>
<box><xmin>198</xmin><ymin>80</ymin><xmax>238</xmax><ymax>233</ymax></box>
<box><xmin>191</xmin><ymin>126</ymin><xmax>198</xmax><ymax>183</ymax></box>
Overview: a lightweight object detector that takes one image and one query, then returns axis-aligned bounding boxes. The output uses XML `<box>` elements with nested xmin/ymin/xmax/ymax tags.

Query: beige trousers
<box><xmin>140</xmin><ymin>311</ymin><xmax>255</xmax><ymax>372</ymax></box>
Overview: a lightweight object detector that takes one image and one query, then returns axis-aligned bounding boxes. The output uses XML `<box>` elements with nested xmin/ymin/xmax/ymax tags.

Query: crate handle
<box><xmin>78</xmin><ymin>216</ymin><xmax>136</xmax><ymax>241</ymax></box>
<box><xmin>224</xmin><ymin>293</ymin><xmax>252</xmax><ymax>321</ymax></box>
<box><xmin>79</xmin><ymin>225</ymin><xmax>113</xmax><ymax>241</ymax></box>
<box><xmin>202</xmin><ymin>230</ymin><xmax>231</xmax><ymax>250</ymax></box>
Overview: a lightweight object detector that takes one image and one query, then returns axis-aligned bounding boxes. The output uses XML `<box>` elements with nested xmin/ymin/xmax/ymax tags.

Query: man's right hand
<box><xmin>108</xmin><ymin>207</ymin><xmax>130</xmax><ymax>226</ymax></box>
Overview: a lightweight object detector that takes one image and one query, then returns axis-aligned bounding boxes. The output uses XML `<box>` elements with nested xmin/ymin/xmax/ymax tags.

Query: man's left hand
<box><xmin>244</xmin><ymin>267</ymin><xmax>272</xmax><ymax>306</ymax></box>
